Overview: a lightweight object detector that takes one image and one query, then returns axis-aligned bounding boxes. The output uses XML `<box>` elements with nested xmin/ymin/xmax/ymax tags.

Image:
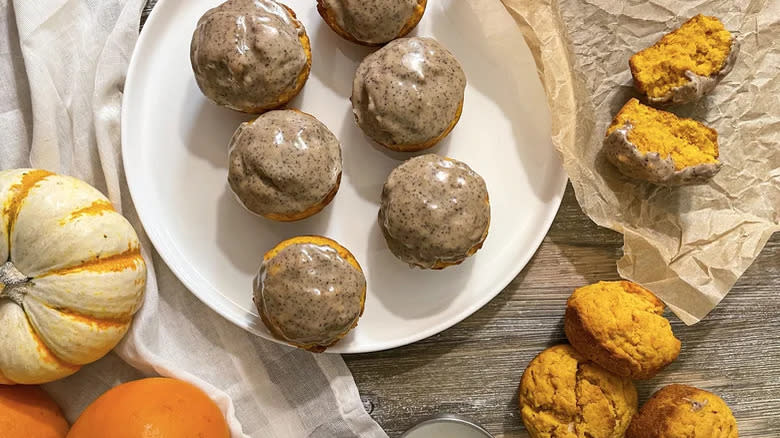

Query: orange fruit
<box><xmin>0</xmin><ymin>385</ymin><xmax>69</xmax><ymax>438</ymax></box>
<box><xmin>67</xmin><ymin>378</ymin><xmax>229</xmax><ymax>438</ymax></box>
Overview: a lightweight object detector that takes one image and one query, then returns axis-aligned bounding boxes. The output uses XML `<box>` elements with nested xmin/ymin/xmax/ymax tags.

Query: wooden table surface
<box><xmin>345</xmin><ymin>183</ymin><xmax>779</xmax><ymax>437</ymax></box>
<box><xmin>141</xmin><ymin>3</ymin><xmax>780</xmax><ymax>437</ymax></box>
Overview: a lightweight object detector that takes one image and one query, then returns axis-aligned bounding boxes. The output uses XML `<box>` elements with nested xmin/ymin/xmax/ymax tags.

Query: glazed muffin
<box><xmin>379</xmin><ymin>154</ymin><xmax>489</xmax><ymax>269</ymax></box>
<box><xmin>352</xmin><ymin>37</ymin><xmax>466</xmax><ymax>152</ymax></box>
<box><xmin>604</xmin><ymin>98</ymin><xmax>720</xmax><ymax>185</ymax></box>
<box><xmin>630</xmin><ymin>15</ymin><xmax>739</xmax><ymax>105</ymax></box>
<box><xmin>626</xmin><ymin>384</ymin><xmax>738</xmax><ymax>438</ymax></box>
<box><xmin>565</xmin><ymin>281</ymin><xmax>681</xmax><ymax>380</ymax></box>
<box><xmin>519</xmin><ymin>345</ymin><xmax>638</xmax><ymax>438</ymax></box>
<box><xmin>190</xmin><ymin>0</ymin><xmax>312</xmax><ymax>113</ymax></box>
<box><xmin>228</xmin><ymin>110</ymin><xmax>342</xmax><ymax>221</ymax></box>
<box><xmin>254</xmin><ymin>236</ymin><xmax>366</xmax><ymax>352</ymax></box>
<box><xmin>317</xmin><ymin>0</ymin><xmax>427</xmax><ymax>46</ymax></box>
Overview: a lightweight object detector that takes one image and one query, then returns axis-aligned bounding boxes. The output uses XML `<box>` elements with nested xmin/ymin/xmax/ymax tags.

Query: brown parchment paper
<box><xmin>496</xmin><ymin>0</ymin><xmax>780</xmax><ymax>324</ymax></box>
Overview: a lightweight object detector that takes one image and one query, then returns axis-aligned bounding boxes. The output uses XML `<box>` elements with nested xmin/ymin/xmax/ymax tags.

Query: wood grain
<box><xmin>141</xmin><ymin>3</ymin><xmax>779</xmax><ymax>436</ymax></box>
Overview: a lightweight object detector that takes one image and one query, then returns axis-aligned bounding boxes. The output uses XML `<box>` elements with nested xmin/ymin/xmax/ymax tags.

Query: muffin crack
<box><xmin>574</xmin><ymin>361</ymin><xmax>586</xmax><ymax>433</ymax></box>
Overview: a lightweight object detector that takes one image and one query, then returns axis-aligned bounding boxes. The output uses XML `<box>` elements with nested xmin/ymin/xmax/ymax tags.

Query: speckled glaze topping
<box><xmin>190</xmin><ymin>0</ymin><xmax>308</xmax><ymax>112</ymax></box>
<box><xmin>379</xmin><ymin>154</ymin><xmax>490</xmax><ymax>268</ymax></box>
<box><xmin>228</xmin><ymin>110</ymin><xmax>342</xmax><ymax>218</ymax></box>
<box><xmin>352</xmin><ymin>37</ymin><xmax>466</xmax><ymax>147</ymax></box>
<box><xmin>254</xmin><ymin>242</ymin><xmax>366</xmax><ymax>346</ymax></box>
<box><xmin>321</xmin><ymin>0</ymin><xmax>420</xmax><ymax>45</ymax></box>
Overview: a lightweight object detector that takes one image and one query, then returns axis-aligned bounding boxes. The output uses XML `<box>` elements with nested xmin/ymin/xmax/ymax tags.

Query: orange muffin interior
<box><xmin>630</xmin><ymin>15</ymin><xmax>733</xmax><ymax>99</ymax></box>
<box><xmin>607</xmin><ymin>98</ymin><xmax>718</xmax><ymax>170</ymax></box>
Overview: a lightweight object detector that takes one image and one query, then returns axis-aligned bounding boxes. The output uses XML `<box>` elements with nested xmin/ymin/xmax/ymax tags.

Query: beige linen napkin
<box><xmin>1</xmin><ymin>0</ymin><xmax>387</xmax><ymax>436</ymax></box>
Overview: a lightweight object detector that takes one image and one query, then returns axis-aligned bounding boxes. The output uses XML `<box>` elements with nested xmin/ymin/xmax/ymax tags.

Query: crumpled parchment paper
<box><xmin>498</xmin><ymin>0</ymin><xmax>780</xmax><ymax>324</ymax></box>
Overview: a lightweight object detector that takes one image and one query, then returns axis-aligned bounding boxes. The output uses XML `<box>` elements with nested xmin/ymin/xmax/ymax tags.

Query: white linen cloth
<box><xmin>1</xmin><ymin>0</ymin><xmax>388</xmax><ymax>436</ymax></box>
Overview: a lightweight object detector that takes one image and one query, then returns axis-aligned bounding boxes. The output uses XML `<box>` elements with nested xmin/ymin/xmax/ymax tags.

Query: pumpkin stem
<box><xmin>0</xmin><ymin>261</ymin><xmax>28</xmax><ymax>305</ymax></box>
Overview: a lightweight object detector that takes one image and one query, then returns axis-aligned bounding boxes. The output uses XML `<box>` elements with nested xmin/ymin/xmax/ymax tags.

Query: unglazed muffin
<box><xmin>519</xmin><ymin>345</ymin><xmax>638</xmax><ymax>438</ymax></box>
<box><xmin>565</xmin><ymin>281</ymin><xmax>681</xmax><ymax>379</ymax></box>
<box><xmin>630</xmin><ymin>15</ymin><xmax>739</xmax><ymax>104</ymax></box>
<box><xmin>626</xmin><ymin>385</ymin><xmax>738</xmax><ymax>438</ymax></box>
<box><xmin>317</xmin><ymin>0</ymin><xmax>427</xmax><ymax>46</ymax></box>
<box><xmin>379</xmin><ymin>154</ymin><xmax>489</xmax><ymax>269</ymax></box>
<box><xmin>190</xmin><ymin>0</ymin><xmax>312</xmax><ymax>113</ymax></box>
<box><xmin>254</xmin><ymin>236</ymin><xmax>366</xmax><ymax>352</ymax></box>
<box><xmin>352</xmin><ymin>37</ymin><xmax>466</xmax><ymax>152</ymax></box>
<box><xmin>228</xmin><ymin>110</ymin><xmax>341</xmax><ymax>221</ymax></box>
<box><xmin>604</xmin><ymin>98</ymin><xmax>720</xmax><ymax>185</ymax></box>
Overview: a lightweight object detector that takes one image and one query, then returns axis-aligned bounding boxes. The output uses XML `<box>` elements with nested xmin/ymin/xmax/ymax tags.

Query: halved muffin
<box><xmin>317</xmin><ymin>0</ymin><xmax>427</xmax><ymax>46</ymax></box>
<box><xmin>254</xmin><ymin>236</ymin><xmax>366</xmax><ymax>352</ymax></box>
<box><xmin>604</xmin><ymin>98</ymin><xmax>720</xmax><ymax>185</ymax></box>
<box><xmin>630</xmin><ymin>15</ymin><xmax>739</xmax><ymax>104</ymax></box>
<box><xmin>190</xmin><ymin>0</ymin><xmax>312</xmax><ymax>113</ymax></box>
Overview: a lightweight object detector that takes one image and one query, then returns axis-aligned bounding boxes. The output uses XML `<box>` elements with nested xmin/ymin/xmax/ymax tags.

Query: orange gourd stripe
<box><xmin>24</xmin><ymin>314</ymin><xmax>80</xmax><ymax>371</ymax></box>
<box><xmin>39</xmin><ymin>248</ymin><xmax>143</xmax><ymax>277</ymax></box>
<box><xmin>64</xmin><ymin>200</ymin><xmax>115</xmax><ymax>222</ymax></box>
<box><xmin>3</xmin><ymin>170</ymin><xmax>53</xmax><ymax>249</ymax></box>
<box><xmin>56</xmin><ymin>307</ymin><xmax>131</xmax><ymax>329</ymax></box>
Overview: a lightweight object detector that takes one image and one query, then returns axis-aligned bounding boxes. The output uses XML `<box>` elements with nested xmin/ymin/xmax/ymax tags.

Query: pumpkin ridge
<box><xmin>51</xmin><ymin>305</ymin><xmax>132</xmax><ymax>328</ymax></box>
<box><xmin>37</xmin><ymin>247</ymin><xmax>143</xmax><ymax>277</ymax></box>
<box><xmin>22</xmin><ymin>312</ymin><xmax>81</xmax><ymax>371</ymax></box>
<box><xmin>3</xmin><ymin>170</ymin><xmax>53</xmax><ymax>254</ymax></box>
<box><xmin>61</xmin><ymin>200</ymin><xmax>115</xmax><ymax>224</ymax></box>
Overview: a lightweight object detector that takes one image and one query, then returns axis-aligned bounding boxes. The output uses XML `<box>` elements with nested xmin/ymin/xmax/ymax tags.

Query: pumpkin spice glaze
<box><xmin>190</xmin><ymin>0</ymin><xmax>311</xmax><ymax>113</ymax></box>
<box><xmin>254</xmin><ymin>236</ymin><xmax>366</xmax><ymax>352</ymax></box>
<box><xmin>351</xmin><ymin>37</ymin><xmax>466</xmax><ymax>151</ymax></box>
<box><xmin>228</xmin><ymin>110</ymin><xmax>342</xmax><ymax>221</ymax></box>
<box><xmin>317</xmin><ymin>0</ymin><xmax>426</xmax><ymax>45</ymax></box>
<box><xmin>379</xmin><ymin>154</ymin><xmax>490</xmax><ymax>269</ymax></box>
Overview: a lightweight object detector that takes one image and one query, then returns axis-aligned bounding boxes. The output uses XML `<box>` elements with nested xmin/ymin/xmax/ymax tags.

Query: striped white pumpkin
<box><xmin>0</xmin><ymin>169</ymin><xmax>146</xmax><ymax>384</ymax></box>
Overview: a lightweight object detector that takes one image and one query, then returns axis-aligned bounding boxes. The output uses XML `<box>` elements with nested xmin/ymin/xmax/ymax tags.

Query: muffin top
<box><xmin>190</xmin><ymin>0</ymin><xmax>308</xmax><ymax>112</ymax></box>
<box><xmin>254</xmin><ymin>237</ymin><xmax>366</xmax><ymax>348</ymax></box>
<box><xmin>626</xmin><ymin>384</ymin><xmax>738</xmax><ymax>438</ymax></box>
<box><xmin>352</xmin><ymin>37</ymin><xmax>466</xmax><ymax>147</ymax></box>
<box><xmin>519</xmin><ymin>345</ymin><xmax>638</xmax><ymax>438</ymax></box>
<box><xmin>565</xmin><ymin>281</ymin><xmax>681</xmax><ymax>379</ymax></box>
<box><xmin>319</xmin><ymin>0</ymin><xmax>422</xmax><ymax>45</ymax></box>
<box><xmin>379</xmin><ymin>154</ymin><xmax>489</xmax><ymax>268</ymax></box>
<box><xmin>228</xmin><ymin>110</ymin><xmax>342</xmax><ymax>219</ymax></box>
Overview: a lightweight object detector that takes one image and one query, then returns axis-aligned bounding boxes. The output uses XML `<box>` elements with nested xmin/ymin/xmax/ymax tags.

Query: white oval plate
<box><xmin>123</xmin><ymin>0</ymin><xmax>567</xmax><ymax>353</ymax></box>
